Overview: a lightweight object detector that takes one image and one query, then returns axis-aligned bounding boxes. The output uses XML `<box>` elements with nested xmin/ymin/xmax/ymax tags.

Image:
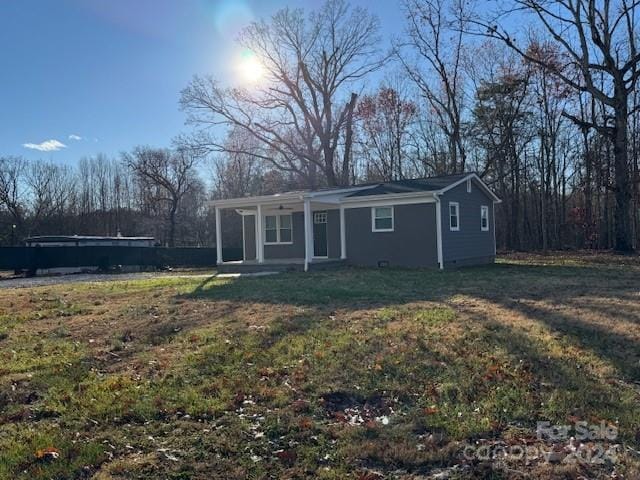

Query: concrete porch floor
<box><xmin>217</xmin><ymin>258</ymin><xmax>345</xmax><ymax>273</ymax></box>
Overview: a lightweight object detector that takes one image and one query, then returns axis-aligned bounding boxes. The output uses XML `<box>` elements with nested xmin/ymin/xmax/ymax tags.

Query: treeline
<box><xmin>2</xmin><ymin>0</ymin><xmax>639</xmax><ymax>252</ymax></box>
<box><xmin>0</xmin><ymin>151</ymin><xmax>211</xmax><ymax>247</ymax></box>
<box><xmin>181</xmin><ymin>0</ymin><xmax>640</xmax><ymax>252</ymax></box>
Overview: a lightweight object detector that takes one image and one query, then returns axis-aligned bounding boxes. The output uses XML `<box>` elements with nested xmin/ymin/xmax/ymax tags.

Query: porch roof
<box><xmin>208</xmin><ymin>173</ymin><xmax>500</xmax><ymax>209</ymax></box>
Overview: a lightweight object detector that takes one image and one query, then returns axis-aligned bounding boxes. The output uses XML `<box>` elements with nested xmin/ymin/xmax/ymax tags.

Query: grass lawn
<box><xmin>0</xmin><ymin>252</ymin><xmax>639</xmax><ymax>479</ymax></box>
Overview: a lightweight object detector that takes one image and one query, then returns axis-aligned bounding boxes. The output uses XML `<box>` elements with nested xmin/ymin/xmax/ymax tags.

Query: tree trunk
<box><xmin>613</xmin><ymin>100</ymin><xmax>633</xmax><ymax>252</ymax></box>
<box><xmin>168</xmin><ymin>201</ymin><xmax>178</xmax><ymax>247</ymax></box>
<box><xmin>341</xmin><ymin>93</ymin><xmax>358</xmax><ymax>186</ymax></box>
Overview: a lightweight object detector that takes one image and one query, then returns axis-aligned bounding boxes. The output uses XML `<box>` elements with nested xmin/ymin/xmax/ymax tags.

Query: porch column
<box><xmin>303</xmin><ymin>199</ymin><xmax>313</xmax><ymax>271</ymax></box>
<box><xmin>215</xmin><ymin>207</ymin><xmax>223</xmax><ymax>265</ymax></box>
<box><xmin>256</xmin><ymin>204</ymin><xmax>264</xmax><ymax>263</ymax></box>
<box><xmin>339</xmin><ymin>205</ymin><xmax>347</xmax><ymax>260</ymax></box>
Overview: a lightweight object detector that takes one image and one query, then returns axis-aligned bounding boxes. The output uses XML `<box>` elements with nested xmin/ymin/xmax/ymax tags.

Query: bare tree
<box><xmin>474</xmin><ymin>0</ymin><xmax>640</xmax><ymax>252</ymax></box>
<box><xmin>398</xmin><ymin>0</ymin><xmax>470</xmax><ymax>173</ymax></box>
<box><xmin>355</xmin><ymin>79</ymin><xmax>418</xmax><ymax>181</ymax></box>
<box><xmin>124</xmin><ymin>147</ymin><xmax>200</xmax><ymax>247</ymax></box>
<box><xmin>0</xmin><ymin>156</ymin><xmax>27</xmax><ymax>234</ymax></box>
<box><xmin>179</xmin><ymin>0</ymin><xmax>385</xmax><ymax>187</ymax></box>
<box><xmin>26</xmin><ymin>160</ymin><xmax>76</xmax><ymax>234</ymax></box>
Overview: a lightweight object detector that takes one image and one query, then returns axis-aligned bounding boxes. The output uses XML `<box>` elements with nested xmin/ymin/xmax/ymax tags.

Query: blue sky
<box><xmin>0</xmin><ymin>0</ymin><xmax>405</xmax><ymax>165</ymax></box>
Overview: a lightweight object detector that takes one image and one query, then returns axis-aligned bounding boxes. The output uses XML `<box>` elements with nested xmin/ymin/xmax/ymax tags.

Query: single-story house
<box><xmin>210</xmin><ymin>173</ymin><xmax>501</xmax><ymax>272</ymax></box>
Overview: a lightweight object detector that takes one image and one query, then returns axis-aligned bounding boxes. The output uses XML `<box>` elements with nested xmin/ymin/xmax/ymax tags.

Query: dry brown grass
<box><xmin>0</xmin><ymin>252</ymin><xmax>638</xmax><ymax>479</ymax></box>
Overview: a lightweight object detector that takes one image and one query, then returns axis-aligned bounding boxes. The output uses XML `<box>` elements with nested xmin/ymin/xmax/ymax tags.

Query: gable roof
<box><xmin>345</xmin><ymin>173</ymin><xmax>471</xmax><ymax>198</ymax></box>
<box><xmin>209</xmin><ymin>172</ymin><xmax>500</xmax><ymax>208</ymax></box>
<box><xmin>346</xmin><ymin>173</ymin><xmax>501</xmax><ymax>203</ymax></box>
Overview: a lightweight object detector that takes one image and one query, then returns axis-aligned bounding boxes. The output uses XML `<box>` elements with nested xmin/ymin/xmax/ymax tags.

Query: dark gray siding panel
<box><xmin>345</xmin><ymin>203</ymin><xmax>438</xmax><ymax>268</ymax></box>
<box><xmin>327</xmin><ymin>209</ymin><xmax>341</xmax><ymax>259</ymax></box>
<box><xmin>264</xmin><ymin>211</ymin><xmax>306</xmax><ymax>259</ymax></box>
<box><xmin>440</xmin><ymin>177</ymin><xmax>496</xmax><ymax>266</ymax></box>
<box><xmin>243</xmin><ymin>215</ymin><xmax>256</xmax><ymax>261</ymax></box>
<box><xmin>243</xmin><ymin>209</ymin><xmax>341</xmax><ymax>261</ymax></box>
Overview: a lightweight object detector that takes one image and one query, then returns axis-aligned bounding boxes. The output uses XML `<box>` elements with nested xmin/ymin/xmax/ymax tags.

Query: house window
<box><xmin>481</xmin><ymin>205</ymin><xmax>489</xmax><ymax>231</ymax></box>
<box><xmin>449</xmin><ymin>202</ymin><xmax>460</xmax><ymax>231</ymax></box>
<box><xmin>372</xmin><ymin>206</ymin><xmax>394</xmax><ymax>232</ymax></box>
<box><xmin>467</xmin><ymin>178</ymin><xmax>472</xmax><ymax>193</ymax></box>
<box><xmin>279</xmin><ymin>214</ymin><xmax>292</xmax><ymax>242</ymax></box>
<box><xmin>264</xmin><ymin>214</ymin><xmax>293</xmax><ymax>244</ymax></box>
<box><xmin>313</xmin><ymin>212</ymin><xmax>327</xmax><ymax>224</ymax></box>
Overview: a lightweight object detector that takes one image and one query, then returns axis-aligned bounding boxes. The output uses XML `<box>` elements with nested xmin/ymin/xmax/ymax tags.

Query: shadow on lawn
<box><xmin>181</xmin><ymin>260</ymin><xmax>640</xmax><ymax>406</ymax></box>
<box><xmin>183</xmin><ymin>262</ymin><xmax>620</xmax><ymax>309</ymax></box>
<box><xmin>494</xmin><ymin>297</ymin><xmax>640</xmax><ymax>382</ymax></box>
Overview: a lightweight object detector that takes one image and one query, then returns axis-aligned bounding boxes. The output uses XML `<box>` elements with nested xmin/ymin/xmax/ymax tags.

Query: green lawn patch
<box><xmin>0</xmin><ymin>252</ymin><xmax>638</xmax><ymax>479</ymax></box>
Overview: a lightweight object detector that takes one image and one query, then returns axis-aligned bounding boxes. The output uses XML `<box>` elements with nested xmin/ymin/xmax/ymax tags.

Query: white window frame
<box><xmin>371</xmin><ymin>206</ymin><xmax>394</xmax><ymax>232</ymax></box>
<box><xmin>467</xmin><ymin>178</ymin><xmax>472</xmax><ymax>193</ymax></box>
<box><xmin>449</xmin><ymin>202</ymin><xmax>460</xmax><ymax>231</ymax></box>
<box><xmin>481</xmin><ymin>205</ymin><xmax>489</xmax><ymax>231</ymax></box>
<box><xmin>263</xmin><ymin>213</ymin><xmax>293</xmax><ymax>245</ymax></box>
<box><xmin>313</xmin><ymin>211</ymin><xmax>327</xmax><ymax>224</ymax></box>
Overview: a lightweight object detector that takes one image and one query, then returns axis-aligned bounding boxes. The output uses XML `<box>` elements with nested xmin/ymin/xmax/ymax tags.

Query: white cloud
<box><xmin>22</xmin><ymin>139</ymin><xmax>67</xmax><ymax>152</ymax></box>
<box><xmin>68</xmin><ymin>134</ymin><xmax>82</xmax><ymax>141</ymax></box>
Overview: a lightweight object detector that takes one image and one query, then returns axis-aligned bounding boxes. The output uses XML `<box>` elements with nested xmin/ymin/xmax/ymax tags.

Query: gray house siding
<box><xmin>263</xmin><ymin>211</ymin><xmax>306</xmax><ymax>259</ymax></box>
<box><xmin>242</xmin><ymin>215</ymin><xmax>256</xmax><ymax>261</ymax></box>
<box><xmin>326</xmin><ymin>209</ymin><xmax>341</xmax><ymax>259</ymax></box>
<box><xmin>440</xmin><ymin>178</ymin><xmax>495</xmax><ymax>267</ymax></box>
<box><xmin>344</xmin><ymin>202</ymin><xmax>438</xmax><ymax>268</ymax></box>
<box><xmin>242</xmin><ymin>210</ymin><xmax>341</xmax><ymax>260</ymax></box>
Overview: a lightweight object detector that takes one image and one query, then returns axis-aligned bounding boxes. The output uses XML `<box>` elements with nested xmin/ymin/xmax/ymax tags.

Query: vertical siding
<box><xmin>440</xmin><ymin>178</ymin><xmax>496</xmax><ymax>266</ymax></box>
<box><xmin>345</xmin><ymin>202</ymin><xmax>438</xmax><ymax>268</ymax></box>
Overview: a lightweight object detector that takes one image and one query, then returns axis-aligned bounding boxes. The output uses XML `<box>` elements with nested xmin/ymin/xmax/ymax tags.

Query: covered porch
<box><xmin>212</xmin><ymin>189</ymin><xmax>358</xmax><ymax>272</ymax></box>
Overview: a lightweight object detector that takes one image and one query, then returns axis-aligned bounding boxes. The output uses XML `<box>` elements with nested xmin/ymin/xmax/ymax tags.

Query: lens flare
<box><xmin>236</xmin><ymin>49</ymin><xmax>265</xmax><ymax>84</ymax></box>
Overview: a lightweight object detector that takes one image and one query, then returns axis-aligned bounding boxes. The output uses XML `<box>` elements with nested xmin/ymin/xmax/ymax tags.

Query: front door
<box><xmin>313</xmin><ymin>211</ymin><xmax>328</xmax><ymax>257</ymax></box>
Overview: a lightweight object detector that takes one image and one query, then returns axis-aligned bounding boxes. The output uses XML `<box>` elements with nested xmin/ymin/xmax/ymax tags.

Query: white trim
<box><xmin>342</xmin><ymin>191</ymin><xmax>436</xmax><ymax>206</ymax></box>
<box><xmin>215</xmin><ymin>207</ymin><xmax>222</xmax><ymax>265</ymax></box>
<box><xmin>208</xmin><ymin>185</ymin><xmax>375</xmax><ymax>209</ymax></box>
<box><xmin>435</xmin><ymin>195</ymin><xmax>443</xmax><ymax>269</ymax></box>
<box><xmin>339</xmin><ymin>205</ymin><xmax>346</xmax><ymax>260</ymax></box>
<box><xmin>480</xmin><ymin>205</ymin><xmax>489</xmax><ymax>232</ymax></box>
<box><xmin>241</xmin><ymin>215</ymin><xmax>246</xmax><ymax>261</ymax></box>
<box><xmin>371</xmin><ymin>206</ymin><xmax>394</xmax><ymax>232</ymax></box>
<box><xmin>438</xmin><ymin>173</ymin><xmax>501</xmax><ymax>203</ymax></box>
<box><xmin>263</xmin><ymin>213</ymin><xmax>293</xmax><ymax>245</ymax></box>
<box><xmin>209</xmin><ymin>173</ymin><xmax>501</xmax><ymax>210</ymax></box>
<box><xmin>449</xmin><ymin>202</ymin><xmax>460</xmax><ymax>231</ymax></box>
<box><xmin>492</xmin><ymin>202</ymin><xmax>497</xmax><ymax>256</ymax></box>
<box><xmin>256</xmin><ymin>204</ymin><xmax>264</xmax><ymax>263</ymax></box>
<box><xmin>313</xmin><ymin>211</ymin><xmax>328</xmax><ymax>224</ymax></box>
<box><xmin>209</xmin><ymin>192</ymin><xmax>306</xmax><ymax>209</ymax></box>
<box><xmin>303</xmin><ymin>200</ymin><xmax>312</xmax><ymax>271</ymax></box>
<box><xmin>343</xmin><ymin>196</ymin><xmax>436</xmax><ymax>209</ymax></box>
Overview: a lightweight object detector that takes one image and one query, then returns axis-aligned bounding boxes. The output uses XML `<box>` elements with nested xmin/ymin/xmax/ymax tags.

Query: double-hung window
<box><xmin>449</xmin><ymin>202</ymin><xmax>460</xmax><ymax>231</ymax></box>
<box><xmin>480</xmin><ymin>205</ymin><xmax>489</xmax><ymax>231</ymax></box>
<box><xmin>264</xmin><ymin>214</ymin><xmax>293</xmax><ymax>244</ymax></box>
<box><xmin>371</xmin><ymin>206</ymin><xmax>394</xmax><ymax>232</ymax></box>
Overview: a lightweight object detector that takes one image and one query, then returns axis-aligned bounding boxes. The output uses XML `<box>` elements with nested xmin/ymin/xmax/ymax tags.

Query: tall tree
<box><xmin>180</xmin><ymin>0</ymin><xmax>385</xmax><ymax>188</ymax></box>
<box><xmin>124</xmin><ymin>147</ymin><xmax>200</xmax><ymax>247</ymax></box>
<box><xmin>398</xmin><ymin>0</ymin><xmax>469</xmax><ymax>173</ymax></box>
<box><xmin>475</xmin><ymin>0</ymin><xmax>640</xmax><ymax>252</ymax></box>
<box><xmin>0</xmin><ymin>156</ymin><xmax>27</xmax><ymax>236</ymax></box>
<box><xmin>355</xmin><ymin>81</ymin><xmax>418</xmax><ymax>181</ymax></box>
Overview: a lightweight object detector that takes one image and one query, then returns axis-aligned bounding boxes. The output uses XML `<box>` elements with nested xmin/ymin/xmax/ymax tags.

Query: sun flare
<box><xmin>237</xmin><ymin>49</ymin><xmax>265</xmax><ymax>84</ymax></box>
